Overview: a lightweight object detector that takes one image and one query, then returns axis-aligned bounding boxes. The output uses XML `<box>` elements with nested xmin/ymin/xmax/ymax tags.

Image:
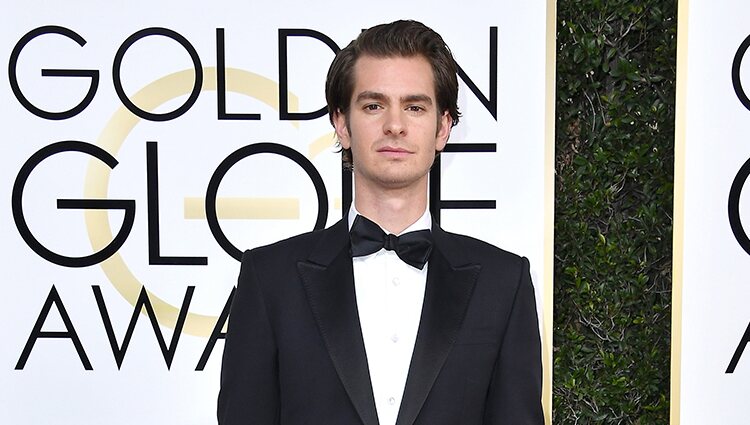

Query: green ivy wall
<box><xmin>553</xmin><ymin>0</ymin><xmax>677</xmax><ymax>423</ymax></box>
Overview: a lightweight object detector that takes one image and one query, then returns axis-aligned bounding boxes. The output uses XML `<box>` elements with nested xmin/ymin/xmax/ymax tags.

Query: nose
<box><xmin>383</xmin><ymin>109</ymin><xmax>406</xmax><ymax>136</ymax></box>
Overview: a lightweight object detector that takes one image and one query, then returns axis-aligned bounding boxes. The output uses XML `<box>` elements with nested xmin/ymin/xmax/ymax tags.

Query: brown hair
<box><xmin>325</xmin><ymin>20</ymin><xmax>460</xmax><ymax>167</ymax></box>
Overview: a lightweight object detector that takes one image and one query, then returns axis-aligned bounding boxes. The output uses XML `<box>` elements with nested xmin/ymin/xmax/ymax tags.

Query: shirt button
<box><xmin>390</xmin><ymin>334</ymin><xmax>399</xmax><ymax>343</ymax></box>
<box><xmin>392</xmin><ymin>277</ymin><xmax>401</xmax><ymax>286</ymax></box>
<box><xmin>388</xmin><ymin>397</ymin><xmax>396</xmax><ymax>406</ymax></box>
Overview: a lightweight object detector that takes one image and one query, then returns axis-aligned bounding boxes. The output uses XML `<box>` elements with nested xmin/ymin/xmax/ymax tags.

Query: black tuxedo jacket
<box><xmin>218</xmin><ymin>219</ymin><xmax>543</xmax><ymax>425</ymax></box>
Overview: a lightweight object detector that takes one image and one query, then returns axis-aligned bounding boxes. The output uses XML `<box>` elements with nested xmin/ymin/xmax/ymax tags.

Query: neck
<box><xmin>353</xmin><ymin>179</ymin><xmax>428</xmax><ymax>234</ymax></box>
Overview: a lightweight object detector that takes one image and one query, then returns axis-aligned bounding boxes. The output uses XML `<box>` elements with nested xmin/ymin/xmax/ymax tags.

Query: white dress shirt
<box><xmin>348</xmin><ymin>206</ymin><xmax>430</xmax><ymax>425</ymax></box>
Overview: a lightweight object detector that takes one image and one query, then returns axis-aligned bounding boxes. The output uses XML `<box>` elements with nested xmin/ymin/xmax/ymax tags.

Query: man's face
<box><xmin>333</xmin><ymin>54</ymin><xmax>451</xmax><ymax>193</ymax></box>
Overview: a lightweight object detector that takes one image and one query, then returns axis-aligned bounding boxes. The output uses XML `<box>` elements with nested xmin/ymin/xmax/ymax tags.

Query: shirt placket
<box><xmin>383</xmin><ymin>252</ymin><xmax>402</xmax><ymax>419</ymax></box>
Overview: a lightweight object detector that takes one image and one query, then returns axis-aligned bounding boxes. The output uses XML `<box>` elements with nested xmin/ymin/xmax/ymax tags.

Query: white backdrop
<box><xmin>1</xmin><ymin>1</ymin><xmax>554</xmax><ymax>423</ymax></box>
<box><xmin>673</xmin><ymin>0</ymin><xmax>750</xmax><ymax>423</ymax></box>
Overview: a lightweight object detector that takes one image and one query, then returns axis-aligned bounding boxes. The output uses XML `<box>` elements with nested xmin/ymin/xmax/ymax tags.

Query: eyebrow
<box><xmin>401</xmin><ymin>94</ymin><xmax>433</xmax><ymax>105</ymax></box>
<box><xmin>355</xmin><ymin>91</ymin><xmax>388</xmax><ymax>103</ymax></box>
<box><xmin>354</xmin><ymin>91</ymin><xmax>434</xmax><ymax>106</ymax></box>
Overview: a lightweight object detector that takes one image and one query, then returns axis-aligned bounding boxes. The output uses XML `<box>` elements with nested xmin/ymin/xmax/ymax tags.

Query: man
<box><xmin>218</xmin><ymin>20</ymin><xmax>543</xmax><ymax>425</ymax></box>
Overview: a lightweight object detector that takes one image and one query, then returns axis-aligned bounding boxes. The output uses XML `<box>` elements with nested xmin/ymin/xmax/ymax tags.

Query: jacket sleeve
<box><xmin>483</xmin><ymin>257</ymin><xmax>544</xmax><ymax>424</ymax></box>
<box><xmin>218</xmin><ymin>250</ymin><xmax>280</xmax><ymax>425</ymax></box>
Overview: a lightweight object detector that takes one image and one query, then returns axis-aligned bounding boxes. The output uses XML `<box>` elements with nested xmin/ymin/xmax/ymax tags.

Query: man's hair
<box><xmin>325</xmin><ymin>20</ymin><xmax>460</xmax><ymax>167</ymax></box>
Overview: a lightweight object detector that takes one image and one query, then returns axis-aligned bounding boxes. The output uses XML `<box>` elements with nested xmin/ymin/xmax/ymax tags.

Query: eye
<box><xmin>364</xmin><ymin>104</ymin><xmax>382</xmax><ymax>111</ymax></box>
<box><xmin>406</xmin><ymin>105</ymin><xmax>426</xmax><ymax>113</ymax></box>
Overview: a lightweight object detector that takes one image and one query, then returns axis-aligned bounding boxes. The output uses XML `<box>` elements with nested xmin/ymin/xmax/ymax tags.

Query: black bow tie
<box><xmin>349</xmin><ymin>215</ymin><xmax>433</xmax><ymax>270</ymax></box>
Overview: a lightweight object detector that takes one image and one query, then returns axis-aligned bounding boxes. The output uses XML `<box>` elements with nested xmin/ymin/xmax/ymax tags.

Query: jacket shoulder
<box><xmin>242</xmin><ymin>227</ymin><xmax>326</xmax><ymax>262</ymax></box>
<box><xmin>241</xmin><ymin>219</ymin><xmax>347</xmax><ymax>266</ymax></box>
<box><xmin>436</xmin><ymin>227</ymin><xmax>526</xmax><ymax>268</ymax></box>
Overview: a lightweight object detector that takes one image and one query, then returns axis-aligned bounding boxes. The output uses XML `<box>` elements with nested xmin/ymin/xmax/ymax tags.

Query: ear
<box><xmin>333</xmin><ymin>110</ymin><xmax>351</xmax><ymax>149</ymax></box>
<box><xmin>435</xmin><ymin>111</ymin><xmax>451</xmax><ymax>151</ymax></box>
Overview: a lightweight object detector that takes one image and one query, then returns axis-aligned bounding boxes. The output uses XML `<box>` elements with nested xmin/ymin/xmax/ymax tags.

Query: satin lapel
<box><xmin>297</xmin><ymin>220</ymin><xmax>379</xmax><ymax>425</ymax></box>
<box><xmin>396</xmin><ymin>226</ymin><xmax>481</xmax><ymax>425</ymax></box>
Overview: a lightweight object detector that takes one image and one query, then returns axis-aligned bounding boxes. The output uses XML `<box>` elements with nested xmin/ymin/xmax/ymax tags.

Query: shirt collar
<box><xmin>347</xmin><ymin>204</ymin><xmax>431</xmax><ymax>236</ymax></box>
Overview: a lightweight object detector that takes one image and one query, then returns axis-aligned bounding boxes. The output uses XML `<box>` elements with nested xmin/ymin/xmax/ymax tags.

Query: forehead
<box><xmin>351</xmin><ymin>54</ymin><xmax>436</xmax><ymax>98</ymax></box>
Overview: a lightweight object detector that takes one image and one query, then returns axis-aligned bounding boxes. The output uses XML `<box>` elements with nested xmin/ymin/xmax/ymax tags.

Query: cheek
<box><xmin>349</xmin><ymin>124</ymin><xmax>376</xmax><ymax>149</ymax></box>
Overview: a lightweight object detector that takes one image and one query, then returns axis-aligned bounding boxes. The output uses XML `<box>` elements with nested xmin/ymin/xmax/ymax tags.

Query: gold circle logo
<box><xmin>84</xmin><ymin>67</ymin><xmax>331</xmax><ymax>337</ymax></box>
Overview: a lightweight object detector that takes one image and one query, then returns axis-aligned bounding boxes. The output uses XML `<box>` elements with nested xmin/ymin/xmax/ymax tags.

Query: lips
<box><xmin>377</xmin><ymin>145</ymin><xmax>413</xmax><ymax>157</ymax></box>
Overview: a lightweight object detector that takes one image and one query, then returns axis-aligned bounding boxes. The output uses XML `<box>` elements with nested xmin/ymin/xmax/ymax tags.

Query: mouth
<box><xmin>377</xmin><ymin>146</ymin><xmax>413</xmax><ymax>157</ymax></box>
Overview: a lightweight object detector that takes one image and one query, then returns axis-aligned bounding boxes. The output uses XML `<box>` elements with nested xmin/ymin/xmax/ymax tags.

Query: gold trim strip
<box><xmin>544</xmin><ymin>0</ymin><xmax>557</xmax><ymax>423</ymax></box>
<box><xmin>671</xmin><ymin>0</ymin><xmax>689</xmax><ymax>423</ymax></box>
